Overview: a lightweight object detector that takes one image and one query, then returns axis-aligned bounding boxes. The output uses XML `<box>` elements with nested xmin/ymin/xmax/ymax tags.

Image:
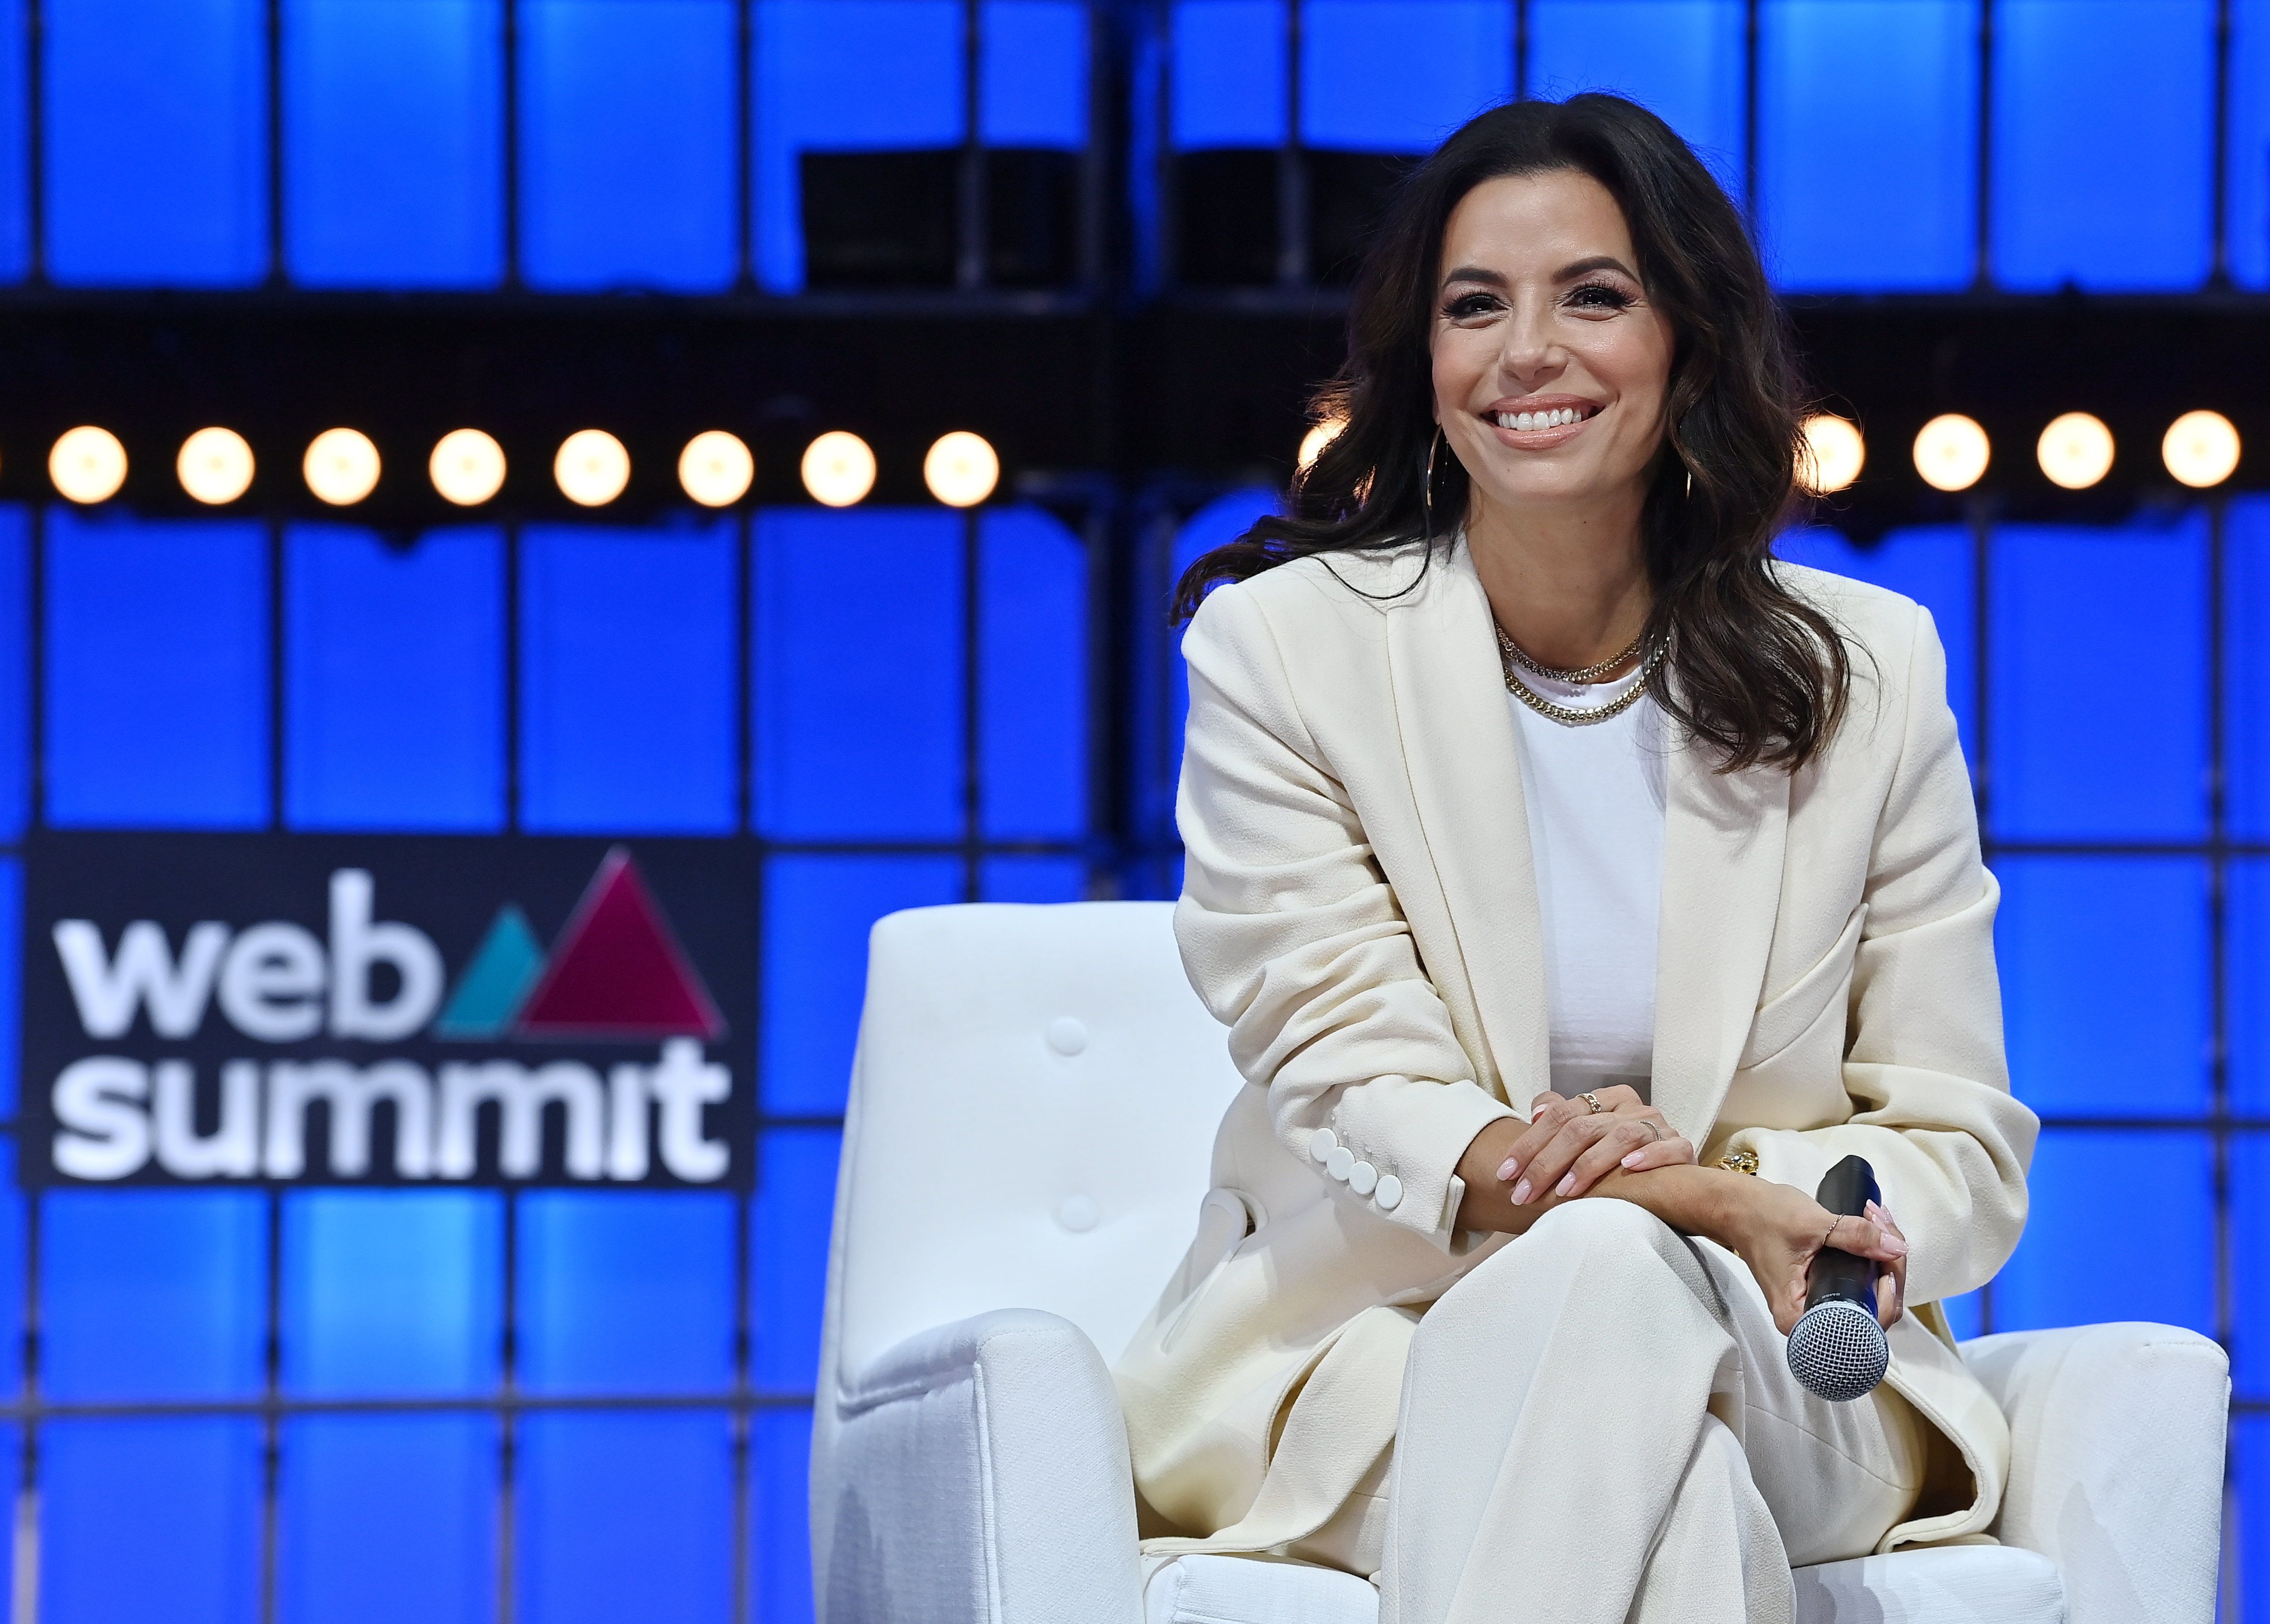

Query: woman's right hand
<box><xmin>1494</xmin><ymin>1085</ymin><xmax>1696</xmax><ymax>1204</ymax></box>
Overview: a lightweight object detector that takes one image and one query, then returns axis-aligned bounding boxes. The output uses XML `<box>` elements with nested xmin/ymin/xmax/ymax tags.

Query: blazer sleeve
<box><xmin>1172</xmin><ymin>583</ymin><xmax>1516</xmax><ymax>1246</ymax></box>
<box><xmin>1724</xmin><ymin>603</ymin><xmax>2038</xmax><ymax>1304</ymax></box>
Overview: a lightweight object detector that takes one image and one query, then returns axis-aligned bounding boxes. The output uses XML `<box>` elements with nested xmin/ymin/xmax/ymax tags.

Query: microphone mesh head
<box><xmin>1786</xmin><ymin>1299</ymin><xmax>1890</xmax><ymax>1402</ymax></box>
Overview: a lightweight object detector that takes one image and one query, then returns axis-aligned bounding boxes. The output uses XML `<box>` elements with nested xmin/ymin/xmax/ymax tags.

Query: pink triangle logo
<box><xmin>513</xmin><ymin>847</ymin><xmax>726</xmax><ymax>1040</ymax></box>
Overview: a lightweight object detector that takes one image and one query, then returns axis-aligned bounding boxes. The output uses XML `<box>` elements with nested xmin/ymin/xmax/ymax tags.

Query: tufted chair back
<box><xmin>818</xmin><ymin>901</ymin><xmax>1243</xmax><ymax>1398</ymax></box>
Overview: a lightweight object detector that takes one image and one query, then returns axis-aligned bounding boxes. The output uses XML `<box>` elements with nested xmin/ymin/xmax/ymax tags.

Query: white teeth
<box><xmin>1515</xmin><ymin>412</ymin><xmax>1534</xmax><ymax>430</ymax></box>
<box><xmin>1498</xmin><ymin>407</ymin><xmax>1588</xmax><ymax>431</ymax></box>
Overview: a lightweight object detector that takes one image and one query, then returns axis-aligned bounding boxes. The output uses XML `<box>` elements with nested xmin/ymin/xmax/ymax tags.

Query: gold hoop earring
<box><xmin>1684</xmin><ymin>467</ymin><xmax>1694</xmax><ymax>500</ymax></box>
<box><xmin>1423</xmin><ymin>428</ymin><xmax>1444</xmax><ymax>543</ymax></box>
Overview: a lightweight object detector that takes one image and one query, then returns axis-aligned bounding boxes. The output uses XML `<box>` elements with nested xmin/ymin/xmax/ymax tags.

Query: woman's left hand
<box><xmin>1494</xmin><ymin>1084</ymin><xmax>1696</xmax><ymax>1204</ymax></box>
<box><xmin>1717</xmin><ymin>1177</ymin><xmax>1909</xmax><ymax>1335</ymax></box>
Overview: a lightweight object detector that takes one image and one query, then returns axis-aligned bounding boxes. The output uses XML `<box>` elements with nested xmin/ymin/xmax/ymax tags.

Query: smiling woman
<box><xmin>1125</xmin><ymin>94</ymin><xmax>2032</xmax><ymax>1624</ymax></box>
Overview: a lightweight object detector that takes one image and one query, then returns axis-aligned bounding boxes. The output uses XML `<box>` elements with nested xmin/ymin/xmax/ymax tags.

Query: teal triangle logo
<box><xmin>434</xmin><ymin>905</ymin><xmax>547</xmax><ymax>1039</ymax></box>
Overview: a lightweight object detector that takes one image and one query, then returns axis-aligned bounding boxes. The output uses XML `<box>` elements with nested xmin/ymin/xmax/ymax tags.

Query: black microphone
<box><xmin>1784</xmin><ymin>1154</ymin><xmax>1892</xmax><ymax>1402</ymax></box>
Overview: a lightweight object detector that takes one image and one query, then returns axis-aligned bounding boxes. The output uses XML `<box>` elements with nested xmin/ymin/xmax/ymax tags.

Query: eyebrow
<box><xmin>1438</xmin><ymin>254</ymin><xmax>1641</xmax><ymax>289</ymax></box>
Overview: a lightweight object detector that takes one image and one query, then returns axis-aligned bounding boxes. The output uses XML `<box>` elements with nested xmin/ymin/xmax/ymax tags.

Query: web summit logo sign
<box><xmin>21</xmin><ymin>833</ymin><xmax>756</xmax><ymax>1189</ymax></box>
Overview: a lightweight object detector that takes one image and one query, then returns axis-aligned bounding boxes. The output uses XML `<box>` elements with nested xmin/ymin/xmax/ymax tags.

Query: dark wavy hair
<box><xmin>1171</xmin><ymin>93</ymin><xmax>1849</xmax><ymax>772</ymax></box>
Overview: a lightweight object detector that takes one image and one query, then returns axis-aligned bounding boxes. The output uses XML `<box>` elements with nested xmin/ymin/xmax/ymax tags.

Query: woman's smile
<box><xmin>1484</xmin><ymin>393</ymin><xmax>1603</xmax><ymax>449</ymax></box>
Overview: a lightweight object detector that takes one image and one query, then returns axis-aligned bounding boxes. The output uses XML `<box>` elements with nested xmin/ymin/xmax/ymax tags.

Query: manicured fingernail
<box><xmin>1554</xmin><ymin>1174</ymin><xmax>1575</xmax><ymax>1198</ymax></box>
<box><xmin>1621</xmin><ymin>1152</ymin><xmax>1645</xmax><ymax>1168</ymax></box>
<box><xmin>1511</xmin><ymin>1179</ymin><xmax>1532</xmax><ymax>1204</ymax></box>
<box><xmin>1497</xmin><ymin>1157</ymin><xmax>1520</xmax><ymax>1182</ymax></box>
<box><xmin>1880</xmin><ymin>1235</ymin><xmax>1907</xmax><ymax>1257</ymax></box>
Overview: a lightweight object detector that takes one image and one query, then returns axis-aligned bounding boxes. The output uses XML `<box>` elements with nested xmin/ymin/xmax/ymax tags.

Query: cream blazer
<box><xmin>1114</xmin><ymin>538</ymin><xmax>2039</xmax><ymax>1562</ymax></box>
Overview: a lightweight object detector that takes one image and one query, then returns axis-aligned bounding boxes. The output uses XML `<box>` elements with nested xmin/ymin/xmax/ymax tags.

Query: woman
<box><xmin>1112</xmin><ymin>94</ymin><xmax>2035</xmax><ymax>1624</ymax></box>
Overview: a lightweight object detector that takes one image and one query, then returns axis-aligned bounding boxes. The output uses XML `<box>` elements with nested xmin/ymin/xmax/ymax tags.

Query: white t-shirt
<box><xmin>1505</xmin><ymin>662</ymin><xmax>1668</xmax><ymax>1104</ymax></box>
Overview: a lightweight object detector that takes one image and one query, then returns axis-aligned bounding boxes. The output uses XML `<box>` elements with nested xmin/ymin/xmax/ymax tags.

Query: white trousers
<box><xmin>1372</xmin><ymin>1199</ymin><xmax>1929</xmax><ymax>1624</ymax></box>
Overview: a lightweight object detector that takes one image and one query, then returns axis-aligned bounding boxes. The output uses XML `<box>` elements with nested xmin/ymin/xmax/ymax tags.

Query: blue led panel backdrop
<box><xmin>754</xmin><ymin>1408</ymin><xmax>815</xmax><ymax>1624</ymax></box>
<box><xmin>1990</xmin><ymin>520</ymin><xmax>2207</xmax><ymax>841</ymax></box>
<box><xmin>42</xmin><ymin>1420</ymin><xmax>262</xmax><ymax>1624</ymax></box>
<box><xmin>43</xmin><ymin>1190</ymin><xmax>267</xmax><ymax>1400</ymax></box>
<box><xmin>518</xmin><ymin>1192</ymin><xmax>735</xmax><ymax>1393</ymax></box>
<box><xmin>982</xmin><ymin>857</ymin><xmax>1088</xmax><ymax>902</ymax></box>
<box><xmin>1773</xmin><ymin>525</ymin><xmax>1977</xmax><ymax>765</ymax></box>
<box><xmin>1301</xmin><ymin>1</ymin><xmax>1509</xmax><ymax>152</ymax></box>
<box><xmin>520</xmin><ymin>0</ymin><xmax>738</xmax><ymax>291</ymax></box>
<box><xmin>281</xmin><ymin>1190</ymin><xmax>502</xmax><ymax>1396</ymax></box>
<box><xmin>981</xmin><ymin>507</ymin><xmax>1087</xmax><ymax>841</ymax></box>
<box><xmin>0</xmin><ymin>507</ymin><xmax>30</xmax><ymax>840</ymax></box>
<box><xmin>2240</xmin><ymin>1420</ymin><xmax>2270</xmax><ymax>1622</ymax></box>
<box><xmin>2233</xmin><ymin>1136</ymin><xmax>2270</xmax><ymax>1393</ymax></box>
<box><xmin>753</xmin><ymin>1125</ymin><xmax>838</xmax><ymax>1391</ymax></box>
<box><xmin>1992</xmin><ymin>0</ymin><xmax>2215</xmax><ymax>291</ymax></box>
<box><xmin>0</xmin><ymin>0</ymin><xmax>26</xmax><ymax>281</ymax></box>
<box><xmin>278</xmin><ymin>1417</ymin><xmax>496</xmax><ymax>1624</ymax></box>
<box><xmin>46</xmin><ymin>513</ymin><xmax>270</xmax><ymax>829</ymax></box>
<box><xmin>283</xmin><ymin>0</ymin><xmax>505</xmax><ymax>287</ymax></box>
<box><xmin>761</xmin><ymin>857</ymin><xmax>962</xmax><ymax>1116</ymax></box>
<box><xmin>1757</xmin><ymin>0</ymin><xmax>1977</xmax><ymax>290</ymax></box>
<box><xmin>981</xmin><ymin>0</ymin><xmax>1089</xmax><ymax>147</ymax></box>
<box><xmin>1171</xmin><ymin>0</ymin><xmax>1287</xmax><ymax>148</ymax></box>
<box><xmin>517</xmin><ymin>1413</ymin><xmax>736</xmax><ymax>1624</ymax></box>
<box><xmin>1993</xmin><ymin>1131</ymin><xmax>2215</xmax><ymax>1336</ymax></box>
<box><xmin>44</xmin><ymin>0</ymin><xmax>268</xmax><ymax>284</ymax></box>
<box><xmin>753</xmin><ymin>0</ymin><xmax>964</xmax><ymax>290</ymax></box>
<box><xmin>2226</xmin><ymin>498</ymin><xmax>2270</xmax><ymax>836</ymax></box>
<box><xmin>0</xmin><ymin>866</ymin><xmax>22</xmax><ymax>1119</ymax></box>
<box><xmin>1998</xmin><ymin>857</ymin><xmax>2211</xmax><ymax>1118</ymax></box>
<box><xmin>2235</xmin><ymin>0</ymin><xmax>2270</xmax><ymax>287</ymax></box>
<box><xmin>2224</xmin><ymin>860</ymin><xmax>2270</xmax><ymax>1116</ymax></box>
<box><xmin>1529</xmin><ymin>0</ymin><xmax>1742</xmax><ymax>188</ymax></box>
<box><xmin>755</xmin><ymin>509</ymin><xmax>963</xmax><ymax>841</ymax></box>
<box><xmin>285</xmin><ymin>525</ymin><xmax>505</xmax><ymax>832</ymax></box>
<box><xmin>520</xmin><ymin>522</ymin><xmax>738</xmax><ymax>834</ymax></box>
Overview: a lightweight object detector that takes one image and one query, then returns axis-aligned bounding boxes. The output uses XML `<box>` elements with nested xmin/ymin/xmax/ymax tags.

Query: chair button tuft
<box><xmin>1375</xmin><ymin>1175</ymin><xmax>1403</xmax><ymax>1211</ymax></box>
<box><xmin>1326</xmin><ymin>1146</ymin><xmax>1354</xmax><ymax>1181</ymax></box>
<box><xmin>1045</xmin><ymin>1016</ymin><xmax>1090</xmax><ymax>1057</ymax></box>
<box><xmin>1309</xmin><ymin>1128</ymin><xmax>1338</xmax><ymax>1163</ymax></box>
<box><xmin>1057</xmin><ymin>1194</ymin><xmax>1100</xmax><ymax>1233</ymax></box>
<box><xmin>1348</xmin><ymin>1160</ymin><xmax>1377</xmax><ymax>1196</ymax></box>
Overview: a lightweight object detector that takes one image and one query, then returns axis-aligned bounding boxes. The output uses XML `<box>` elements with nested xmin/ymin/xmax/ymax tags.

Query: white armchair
<box><xmin>811</xmin><ymin>902</ymin><xmax>2228</xmax><ymax>1624</ymax></box>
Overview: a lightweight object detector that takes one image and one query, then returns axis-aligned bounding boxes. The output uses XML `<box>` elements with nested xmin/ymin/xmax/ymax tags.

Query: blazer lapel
<box><xmin>1382</xmin><ymin>545</ymin><xmax>1553</xmax><ymax>1109</ymax></box>
<box><xmin>1651</xmin><ymin>737</ymin><xmax>1790</xmax><ymax>1142</ymax></box>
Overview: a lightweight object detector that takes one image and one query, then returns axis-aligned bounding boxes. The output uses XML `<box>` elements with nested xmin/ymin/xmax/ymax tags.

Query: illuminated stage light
<box><xmin>176</xmin><ymin>427</ymin><xmax>255</xmax><ymax>505</ymax></box>
<box><xmin>679</xmin><ymin>431</ymin><xmax>753</xmax><ymax>507</ymax></box>
<box><xmin>1298</xmin><ymin>415</ymin><xmax>1347</xmax><ymax>471</ymax></box>
<box><xmin>2163</xmin><ymin>411</ymin><xmax>2240</xmax><ymax>489</ymax></box>
<box><xmin>2036</xmin><ymin>413</ymin><xmax>2114</xmax><ymax>490</ymax></box>
<box><xmin>305</xmin><ymin>428</ymin><xmax>381</xmax><ymax>505</ymax></box>
<box><xmin>1798</xmin><ymin>414</ymin><xmax>1864</xmax><ymax>494</ymax></box>
<box><xmin>1913</xmin><ymin>414</ymin><xmax>1989</xmax><ymax>493</ymax></box>
<box><xmin>803</xmin><ymin>431</ymin><xmax>876</xmax><ymax>507</ymax></box>
<box><xmin>924</xmin><ymin>431</ymin><xmax>999</xmax><ymax>507</ymax></box>
<box><xmin>555</xmin><ymin>429</ymin><xmax>630</xmax><ymax>506</ymax></box>
<box><xmin>431</xmin><ymin>429</ymin><xmax>506</xmax><ymax>506</ymax></box>
<box><xmin>49</xmin><ymin>426</ymin><xmax>126</xmax><ymax>504</ymax></box>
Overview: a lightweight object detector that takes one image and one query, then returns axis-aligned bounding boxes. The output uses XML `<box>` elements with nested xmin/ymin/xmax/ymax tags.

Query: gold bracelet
<box><xmin>1717</xmin><ymin>1149</ymin><xmax>1759</xmax><ymax>1177</ymax></box>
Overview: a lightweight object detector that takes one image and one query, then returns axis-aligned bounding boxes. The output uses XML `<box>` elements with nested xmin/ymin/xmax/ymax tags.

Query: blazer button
<box><xmin>1309</xmin><ymin>1128</ymin><xmax>1338</xmax><ymax>1163</ymax></box>
<box><xmin>1045</xmin><ymin>1016</ymin><xmax>1089</xmax><ymax>1057</ymax></box>
<box><xmin>1326</xmin><ymin>1146</ymin><xmax>1354</xmax><ymax>1181</ymax></box>
<box><xmin>1348</xmin><ymin>1161</ymin><xmax>1377</xmax><ymax>1196</ymax></box>
<box><xmin>1374</xmin><ymin>1175</ymin><xmax>1403</xmax><ymax>1211</ymax></box>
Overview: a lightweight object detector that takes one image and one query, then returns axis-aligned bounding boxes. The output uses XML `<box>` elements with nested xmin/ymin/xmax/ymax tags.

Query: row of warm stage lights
<box><xmin>1297</xmin><ymin>411</ymin><xmax>2247</xmax><ymax>494</ymax></box>
<box><xmin>1796</xmin><ymin>409</ymin><xmax>2243</xmax><ymax>495</ymax></box>
<box><xmin>40</xmin><ymin>425</ymin><xmax>1005</xmax><ymax>509</ymax></box>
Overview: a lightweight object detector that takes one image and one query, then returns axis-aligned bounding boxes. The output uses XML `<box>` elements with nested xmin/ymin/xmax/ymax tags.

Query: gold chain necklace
<box><xmin>1494</xmin><ymin>623</ymin><xmax>1649</xmax><ymax>685</ymax></box>
<box><xmin>1497</xmin><ymin>633</ymin><xmax>1665</xmax><ymax>727</ymax></box>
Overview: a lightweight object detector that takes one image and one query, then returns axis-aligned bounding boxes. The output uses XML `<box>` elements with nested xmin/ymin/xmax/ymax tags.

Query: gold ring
<box><xmin>1580</xmin><ymin>1092</ymin><xmax>1605</xmax><ymax>1115</ymax></box>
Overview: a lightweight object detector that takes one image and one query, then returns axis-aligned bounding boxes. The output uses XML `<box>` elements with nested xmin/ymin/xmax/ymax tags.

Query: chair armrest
<box><xmin>813</xmin><ymin>1308</ymin><xmax>1144</xmax><ymax>1624</ymax></box>
<box><xmin>1961</xmin><ymin>1322</ymin><xmax>2229</xmax><ymax>1624</ymax></box>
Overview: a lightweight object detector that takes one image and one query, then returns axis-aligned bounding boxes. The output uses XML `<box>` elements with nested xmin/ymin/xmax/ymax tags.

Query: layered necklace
<box><xmin>1494</xmin><ymin>622</ymin><xmax>1664</xmax><ymax>726</ymax></box>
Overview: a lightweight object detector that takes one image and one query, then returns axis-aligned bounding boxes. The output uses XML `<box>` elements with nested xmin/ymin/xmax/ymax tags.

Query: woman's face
<box><xmin>1430</xmin><ymin>169</ymin><xmax>1677</xmax><ymax>527</ymax></box>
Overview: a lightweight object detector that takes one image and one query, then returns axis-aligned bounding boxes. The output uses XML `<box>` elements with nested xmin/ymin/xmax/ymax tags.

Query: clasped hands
<box><xmin>1453</xmin><ymin>1084</ymin><xmax>1909</xmax><ymax>1335</ymax></box>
